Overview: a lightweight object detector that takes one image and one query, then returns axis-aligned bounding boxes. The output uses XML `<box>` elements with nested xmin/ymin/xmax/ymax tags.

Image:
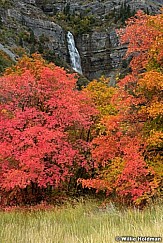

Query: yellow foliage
<box><xmin>84</xmin><ymin>77</ymin><xmax>116</xmax><ymax>137</ymax></box>
<box><xmin>147</xmin><ymin>101</ymin><xmax>163</xmax><ymax>118</ymax></box>
<box><xmin>5</xmin><ymin>53</ymin><xmax>54</xmax><ymax>78</ymax></box>
<box><xmin>84</xmin><ymin>78</ymin><xmax>116</xmax><ymax>117</ymax></box>
<box><xmin>101</xmin><ymin>157</ymin><xmax>125</xmax><ymax>186</ymax></box>
<box><xmin>138</xmin><ymin>71</ymin><xmax>163</xmax><ymax>91</ymax></box>
<box><xmin>147</xmin><ymin>131</ymin><xmax>163</xmax><ymax>148</ymax></box>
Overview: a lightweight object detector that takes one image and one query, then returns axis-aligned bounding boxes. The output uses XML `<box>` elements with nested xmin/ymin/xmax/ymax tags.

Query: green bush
<box><xmin>0</xmin><ymin>0</ymin><xmax>12</xmax><ymax>8</ymax></box>
<box><xmin>0</xmin><ymin>50</ymin><xmax>14</xmax><ymax>73</ymax></box>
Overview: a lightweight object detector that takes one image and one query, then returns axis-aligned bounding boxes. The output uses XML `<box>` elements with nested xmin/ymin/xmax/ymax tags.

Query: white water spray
<box><xmin>67</xmin><ymin>31</ymin><xmax>83</xmax><ymax>75</ymax></box>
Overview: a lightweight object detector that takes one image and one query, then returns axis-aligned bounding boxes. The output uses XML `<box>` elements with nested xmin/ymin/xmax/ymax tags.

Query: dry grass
<box><xmin>0</xmin><ymin>200</ymin><xmax>162</xmax><ymax>243</ymax></box>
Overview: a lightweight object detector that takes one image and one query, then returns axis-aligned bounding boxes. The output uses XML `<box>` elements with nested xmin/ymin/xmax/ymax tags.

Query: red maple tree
<box><xmin>0</xmin><ymin>55</ymin><xmax>96</xmax><ymax>205</ymax></box>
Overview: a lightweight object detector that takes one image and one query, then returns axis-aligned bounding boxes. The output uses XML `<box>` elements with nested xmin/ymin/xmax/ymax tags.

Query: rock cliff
<box><xmin>0</xmin><ymin>0</ymin><xmax>162</xmax><ymax>80</ymax></box>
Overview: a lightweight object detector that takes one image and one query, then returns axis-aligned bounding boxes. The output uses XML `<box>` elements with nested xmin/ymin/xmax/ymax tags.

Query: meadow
<box><xmin>0</xmin><ymin>199</ymin><xmax>162</xmax><ymax>243</ymax></box>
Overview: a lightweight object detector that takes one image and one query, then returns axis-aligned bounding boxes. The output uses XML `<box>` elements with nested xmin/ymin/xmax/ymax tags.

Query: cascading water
<box><xmin>67</xmin><ymin>31</ymin><xmax>83</xmax><ymax>75</ymax></box>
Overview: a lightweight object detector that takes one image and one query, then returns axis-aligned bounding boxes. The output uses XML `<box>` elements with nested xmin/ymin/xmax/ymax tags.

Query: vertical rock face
<box><xmin>0</xmin><ymin>0</ymin><xmax>162</xmax><ymax>80</ymax></box>
<box><xmin>33</xmin><ymin>0</ymin><xmax>163</xmax><ymax>80</ymax></box>
<box><xmin>76</xmin><ymin>31</ymin><xmax>112</xmax><ymax>80</ymax></box>
<box><xmin>0</xmin><ymin>0</ymin><xmax>67</xmax><ymax>62</ymax></box>
<box><xmin>76</xmin><ymin>29</ymin><xmax>127</xmax><ymax>80</ymax></box>
<box><xmin>35</xmin><ymin>0</ymin><xmax>163</xmax><ymax>15</ymax></box>
<box><xmin>22</xmin><ymin>16</ymin><xmax>67</xmax><ymax>61</ymax></box>
<box><xmin>0</xmin><ymin>43</ymin><xmax>16</xmax><ymax>62</ymax></box>
<box><xmin>23</xmin><ymin>0</ymin><xmax>36</xmax><ymax>4</ymax></box>
<box><xmin>109</xmin><ymin>29</ymin><xmax>128</xmax><ymax>69</ymax></box>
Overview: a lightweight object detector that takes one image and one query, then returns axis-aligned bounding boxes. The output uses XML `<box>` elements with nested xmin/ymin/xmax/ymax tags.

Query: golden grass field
<box><xmin>0</xmin><ymin>199</ymin><xmax>162</xmax><ymax>243</ymax></box>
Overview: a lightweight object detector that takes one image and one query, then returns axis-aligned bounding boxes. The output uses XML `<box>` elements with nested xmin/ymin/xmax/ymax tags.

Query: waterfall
<box><xmin>67</xmin><ymin>31</ymin><xmax>83</xmax><ymax>75</ymax></box>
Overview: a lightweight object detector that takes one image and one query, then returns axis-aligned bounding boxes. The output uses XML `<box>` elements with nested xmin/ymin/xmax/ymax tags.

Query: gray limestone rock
<box><xmin>0</xmin><ymin>0</ymin><xmax>162</xmax><ymax>81</ymax></box>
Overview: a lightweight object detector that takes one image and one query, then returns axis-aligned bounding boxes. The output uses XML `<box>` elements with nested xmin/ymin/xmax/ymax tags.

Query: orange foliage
<box><xmin>80</xmin><ymin>11</ymin><xmax>163</xmax><ymax>206</ymax></box>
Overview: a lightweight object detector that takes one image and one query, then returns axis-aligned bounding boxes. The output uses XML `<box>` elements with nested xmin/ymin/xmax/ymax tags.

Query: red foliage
<box><xmin>115</xmin><ymin>139</ymin><xmax>156</xmax><ymax>202</ymax></box>
<box><xmin>80</xmin><ymin>11</ymin><xmax>162</xmax><ymax>206</ymax></box>
<box><xmin>0</xmin><ymin>57</ymin><xmax>96</xmax><ymax>204</ymax></box>
<box><xmin>117</xmin><ymin>10</ymin><xmax>160</xmax><ymax>73</ymax></box>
